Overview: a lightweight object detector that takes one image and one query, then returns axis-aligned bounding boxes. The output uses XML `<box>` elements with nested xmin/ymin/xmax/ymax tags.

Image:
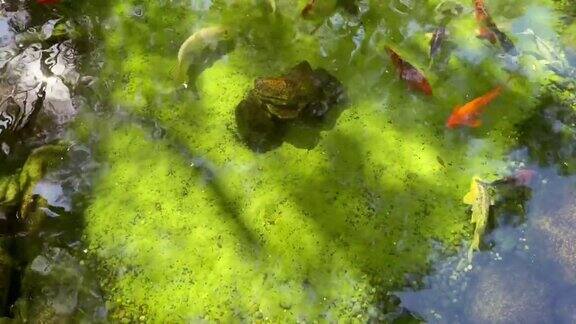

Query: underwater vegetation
<box><xmin>518</xmin><ymin>95</ymin><xmax>576</xmax><ymax>174</ymax></box>
<box><xmin>0</xmin><ymin>0</ymin><xmax>575</xmax><ymax>322</ymax></box>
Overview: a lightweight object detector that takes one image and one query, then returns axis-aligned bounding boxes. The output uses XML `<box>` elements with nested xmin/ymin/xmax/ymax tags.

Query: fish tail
<box><xmin>469</xmin><ymin>118</ymin><xmax>482</xmax><ymax>128</ymax></box>
<box><xmin>477</xmin><ymin>86</ymin><xmax>502</xmax><ymax>108</ymax></box>
<box><xmin>478</xmin><ymin>88</ymin><xmax>500</xmax><ymax>106</ymax></box>
<box><xmin>173</xmin><ymin>68</ymin><xmax>184</xmax><ymax>84</ymax></box>
<box><xmin>172</xmin><ymin>61</ymin><xmax>188</xmax><ymax>85</ymax></box>
<box><xmin>268</xmin><ymin>0</ymin><xmax>276</xmax><ymax>13</ymax></box>
<box><xmin>489</xmin><ymin>85</ymin><xmax>503</xmax><ymax>98</ymax></box>
<box><xmin>386</xmin><ymin>47</ymin><xmax>402</xmax><ymax>71</ymax></box>
<box><xmin>504</xmin><ymin>74</ymin><xmax>518</xmax><ymax>85</ymax></box>
<box><xmin>477</xmin><ymin>27</ymin><xmax>497</xmax><ymax>44</ymax></box>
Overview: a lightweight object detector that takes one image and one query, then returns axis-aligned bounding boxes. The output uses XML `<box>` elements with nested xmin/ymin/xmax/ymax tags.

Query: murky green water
<box><xmin>0</xmin><ymin>0</ymin><xmax>575</xmax><ymax>322</ymax></box>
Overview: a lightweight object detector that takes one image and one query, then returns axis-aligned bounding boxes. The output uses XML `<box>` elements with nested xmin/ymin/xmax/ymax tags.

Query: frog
<box><xmin>251</xmin><ymin>77</ymin><xmax>312</xmax><ymax>120</ymax></box>
<box><xmin>251</xmin><ymin>61</ymin><xmax>329</xmax><ymax>120</ymax></box>
<box><xmin>235</xmin><ymin>61</ymin><xmax>344</xmax><ymax>152</ymax></box>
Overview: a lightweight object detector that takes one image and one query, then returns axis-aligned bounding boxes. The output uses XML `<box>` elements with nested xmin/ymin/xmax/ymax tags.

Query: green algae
<box><xmin>81</xmin><ymin>0</ymin><xmax>569</xmax><ymax>321</ymax></box>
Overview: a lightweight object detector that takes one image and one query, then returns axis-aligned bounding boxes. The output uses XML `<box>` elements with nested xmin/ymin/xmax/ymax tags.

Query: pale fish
<box><xmin>463</xmin><ymin>176</ymin><xmax>494</xmax><ymax>259</ymax></box>
<box><xmin>268</xmin><ymin>0</ymin><xmax>277</xmax><ymax>13</ymax></box>
<box><xmin>175</xmin><ymin>26</ymin><xmax>230</xmax><ymax>85</ymax></box>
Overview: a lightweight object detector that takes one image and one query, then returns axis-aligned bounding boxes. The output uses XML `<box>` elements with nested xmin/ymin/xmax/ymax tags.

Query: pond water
<box><xmin>0</xmin><ymin>0</ymin><xmax>575</xmax><ymax>322</ymax></box>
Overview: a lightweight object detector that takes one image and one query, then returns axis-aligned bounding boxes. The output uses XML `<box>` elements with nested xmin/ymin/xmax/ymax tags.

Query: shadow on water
<box><xmin>133</xmin><ymin>114</ymin><xmax>261</xmax><ymax>248</ymax></box>
<box><xmin>83</xmin><ymin>110</ymin><xmax>263</xmax><ymax>263</ymax></box>
<box><xmin>286</xmin><ymin>132</ymin><xmax>448</xmax><ymax>272</ymax></box>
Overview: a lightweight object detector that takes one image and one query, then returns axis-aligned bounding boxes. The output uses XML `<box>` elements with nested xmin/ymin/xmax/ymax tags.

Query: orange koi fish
<box><xmin>446</xmin><ymin>85</ymin><xmax>502</xmax><ymax>128</ymax></box>
<box><xmin>386</xmin><ymin>47</ymin><xmax>433</xmax><ymax>96</ymax></box>
<box><xmin>474</xmin><ymin>0</ymin><xmax>497</xmax><ymax>44</ymax></box>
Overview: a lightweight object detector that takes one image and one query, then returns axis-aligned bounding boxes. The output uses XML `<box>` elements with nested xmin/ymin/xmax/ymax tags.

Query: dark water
<box><xmin>0</xmin><ymin>0</ymin><xmax>575</xmax><ymax>322</ymax></box>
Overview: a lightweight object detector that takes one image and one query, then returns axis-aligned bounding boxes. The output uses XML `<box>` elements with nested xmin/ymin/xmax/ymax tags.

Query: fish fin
<box><xmin>268</xmin><ymin>0</ymin><xmax>277</xmax><ymax>13</ymax></box>
<box><xmin>469</xmin><ymin>118</ymin><xmax>482</xmax><ymax>128</ymax></box>
<box><xmin>463</xmin><ymin>191</ymin><xmax>476</xmax><ymax>205</ymax></box>
<box><xmin>477</xmin><ymin>28</ymin><xmax>497</xmax><ymax>44</ymax></box>
<box><xmin>421</xmin><ymin>81</ymin><xmax>433</xmax><ymax>96</ymax></box>
<box><xmin>446</xmin><ymin>109</ymin><xmax>460</xmax><ymax>128</ymax></box>
<box><xmin>463</xmin><ymin>177</ymin><xmax>480</xmax><ymax>204</ymax></box>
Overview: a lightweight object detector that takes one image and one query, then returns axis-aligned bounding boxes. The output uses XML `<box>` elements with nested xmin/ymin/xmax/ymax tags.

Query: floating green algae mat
<box><xmin>82</xmin><ymin>0</ymin><xmax>567</xmax><ymax>321</ymax></box>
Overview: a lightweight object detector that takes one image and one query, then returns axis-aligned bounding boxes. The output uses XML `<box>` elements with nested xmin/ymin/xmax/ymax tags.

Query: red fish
<box><xmin>492</xmin><ymin>169</ymin><xmax>537</xmax><ymax>186</ymax></box>
<box><xmin>386</xmin><ymin>47</ymin><xmax>432</xmax><ymax>96</ymax></box>
<box><xmin>474</xmin><ymin>0</ymin><xmax>517</xmax><ymax>54</ymax></box>
<box><xmin>474</xmin><ymin>0</ymin><xmax>497</xmax><ymax>44</ymax></box>
<box><xmin>37</xmin><ymin>0</ymin><xmax>60</xmax><ymax>4</ymax></box>
<box><xmin>507</xmin><ymin>169</ymin><xmax>537</xmax><ymax>186</ymax></box>
<box><xmin>446</xmin><ymin>85</ymin><xmax>502</xmax><ymax>128</ymax></box>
